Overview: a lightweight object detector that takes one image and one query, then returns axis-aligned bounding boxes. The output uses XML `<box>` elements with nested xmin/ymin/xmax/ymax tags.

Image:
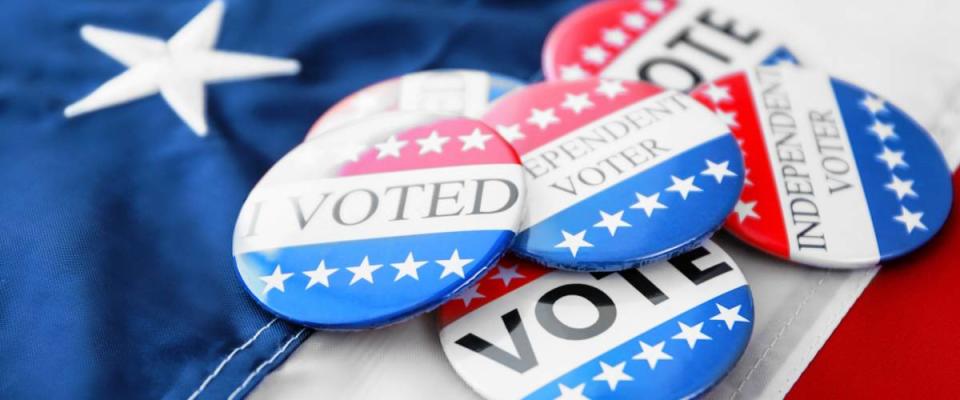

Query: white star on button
<box><xmin>716</xmin><ymin>110</ymin><xmax>739</xmax><ymax>128</ymax></box>
<box><xmin>582</xmin><ymin>45</ymin><xmax>609</xmax><ymax>65</ymax></box>
<box><xmin>592</xmin><ymin>361</ymin><xmax>633</xmax><ymax>391</ymax></box>
<box><xmin>416</xmin><ymin>131</ymin><xmax>449</xmax><ymax>155</ymax></box>
<box><xmin>894</xmin><ymin>206</ymin><xmax>927</xmax><ymax>233</ymax></box>
<box><xmin>703</xmin><ymin>84</ymin><xmax>732</xmax><ymax>104</ymax></box>
<box><xmin>260</xmin><ymin>265</ymin><xmax>293</xmax><ymax>294</ymax></box>
<box><xmin>630</xmin><ymin>192</ymin><xmax>667</xmax><ymax>217</ymax></box>
<box><xmin>561</xmin><ymin>92</ymin><xmax>594</xmax><ymax>114</ymax></box>
<box><xmin>593</xmin><ymin>210</ymin><xmax>631</xmax><ymax>236</ymax></box>
<box><xmin>602</xmin><ymin>27</ymin><xmax>629</xmax><ymax>47</ymax></box>
<box><xmin>672</xmin><ymin>321</ymin><xmax>712</xmax><ymax>349</ymax></box>
<box><xmin>374</xmin><ymin>135</ymin><xmax>408</xmax><ymax>159</ymax></box>
<box><xmin>622</xmin><ymin>12</ymin><xmax>648</xmax><ymax>30</ymax></box>
<box><xmin>555</xmin><ymin>383</ymin><xmax>590</xmax><ymax>400</ymax></box>
<box><xmin>459</xmin><ymin>128</ymin><xmax>494</xmax><ymax>151</ymax></box>
<box><xmin>596</xmin><ymin>80</ymin><xmax>627</xmax><ymax>99</ymax></box>
<box><xmin>701</xmin><ymin>159</ymin><xmax>737</xmax><ymax>183</ymax></box>
<box><xmin>491</xmin><ymin>264</ymin><xmax>525</xmax><ymax>286</ymax></box>
<box><xmin>528</xmin><ymin>108</ymin><xmax>560</xmax><ymax>130</ymax></box>
<box><xmin>303</xmin><ymin>260</ymin><xmax>338</xmax><ymax>289</ymax></box>
<box><xmin>877</xmin><ymin>147</ymin><xmax>907</xmax><ymax>170</ymax></box>
<box><xmin>644</xmin><ymin>0</ymin><xmax>667</xmax><ymax>13</ymax></box>
<box><xmin>632</xmin><ymin>340</ymin><xmax>672</xmax><ymax>369</ymax></box>
<box><xmin>437</xmin><ymin>249</ymin><xmax>474</xmax><ymax>279</ymax></box>
<box><xmin>666</xmin><ymin>175</ymin><xmax>703</xmax><ymax>199</ymax></box>
<box><xmin>711</xmin><ymin>303</ymin><xmax>750</xmax><ymax>330</ymax></box>
<box><xmin>733</xmin><ymin>200</ymin><xmax>760</xmax><ymax>223</ymax></box>
<box><xmin>869</xmin><ymin>121</ymin><xmax>897</xmax><ymax>141</ymax></box>
<box><xmin>63</xmin><ymin>0</ymin><xmax>300</xmax><ymax>136</ymax></box>
<box><xmin>391</xmin><ymin>252</ymin><xmax>428</xmax><ymax>281</ymax></box>
<box><xmin>560</xmin><ymin>64</ymin><xmax>589</xmax><ymax>81</ymax></box>
<box><xmin>454</xmin><ymin>284</ymin><xmax>485</xmax><ymax>307</ymax></box>
<box><xmin>496</xmin><ymin>124</ymin><xmax>526</xmax><ymax>143</ymax></box>
<box><xmin>555</xmin><ymin>230</ymin><xmax>593</xmax><ymax>257</ymax></box>
<box><xmin>885</xmin><ymin>175</ymin><xmax>918</xmax><ymax>200</ymax></box>
<box><xmin>347</xmin><ymin>256</ymin><xmax>382</xmax><ymax>285</ymax></box>
<box><xmin>862</xmin><ymin>94</ymin><xmax>888</xmax><ymax>114</ymax></box>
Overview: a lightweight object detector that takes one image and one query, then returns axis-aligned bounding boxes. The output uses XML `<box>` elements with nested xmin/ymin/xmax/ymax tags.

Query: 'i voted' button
<box><xmin>542</xmin><ymin>0</ymin><xmax>798</xmax><ymax>91</ymax></box>
<box><xmin>233</xmin><ymin>112</ymin><xmax>526</xmax><ymax>329</ymax></box>
<box><xmin>483</xmin><ymin>78</ymin><xmax>744</xmax><ymax>270</ymax></box>
<box><xmin>438</xmin><ymin>240</ymin><xmax>754</xmax><ymax>400</ymax></box>
<box><xmin>306</xmin><ymin>69</ymin><xmax>524</xmax><ymax>139</ymax></box>
<box><xmin>691</xmin><ymin>66</ymin><xmax>953</xmax><ymax>268</ymax></box>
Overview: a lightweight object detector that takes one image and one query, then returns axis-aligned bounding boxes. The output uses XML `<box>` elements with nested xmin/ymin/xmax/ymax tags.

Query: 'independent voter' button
<box><xmin>542</xmin><ymin>0</ymin><xmax>797</xmax><ymax>91</ymax></box>
<box><xmin>484</xmin><ymin>78</ymin><xmax>744</xmax><ymax>270</ymax></box>
<box><xmin>691</xmin><ymin>66</ymin><xmax>953</xmax><ymax>268</ymax></box>
<box><xmin>438</xmin><ymin>241</ymin><xmax>753</xmax><ymax>400</ymax></box>
<box><xmin>306</xmin><ymin>69</ymin><xmax>524</xmax><ymax>139</ymax></box>
<box><xmin>233</xmin><ymin>112</ymin><xmax>526</xmax><ymax>329</ymax></box>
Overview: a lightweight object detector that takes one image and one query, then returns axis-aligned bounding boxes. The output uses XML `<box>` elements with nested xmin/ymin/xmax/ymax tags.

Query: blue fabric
<box><xmin>0</xmin><ymin>0</ymin><xmax>584</xmax><ymax>398</ymax></box>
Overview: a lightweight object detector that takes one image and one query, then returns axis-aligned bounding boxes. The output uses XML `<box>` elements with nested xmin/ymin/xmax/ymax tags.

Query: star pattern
<box><xmin>555</xmin><ymin>230</ymin><xmax>594</xmax><ymax>257</ymax></box>
<box><xmin>374</xmin><ymin>135</ymin><xmax>408</xmax><ymax>159</ymax></box>
<box><xmin>592</xmin><ymin>361</ymin><xmax>633</xmax><ymax>391</ymax></box>
<box><xmin>582</xmin><ymin>45</ymin><xmax>609</xmax><ymax>65</ymax></box>
<box><xmin>347</xmin><ymin>256</ymin><xmax>383</xmax><ymax>285</ymax></box>
<box><xmin>562</xmin><ymin>93</ymin><xmax>594</xmax><ymax>114</ymax></box>
<box><xmin>630</xmin><ymin>192</ymin><xmax>667</xmax><ymax>217</ymax></box>
<box><xmin>703</xmin><ymin>84</ymin><xmax>732</xmax><ymax>104</ymax></box>
<box><xmin>416</xmin><ymin>131</ymin><xmax>449</xmax><ymax>155</ymax></box>
<box><xmin>303</xmin><ymin>261</ymin><xmax>338</xmax><ymax>289</ymax></box>
<box><xmin>490</xmin><ymin>264</ymin><xmax>525</xmax><ymax>286</ymax></box>
<box><xmin>459</xmin><ymin>128</ymin><xmax>494</xmax><ymax>151</ymax></box>
<box><xmin>666</xmin><ymin>175</ymin><xmax>703</xmax><ymax>199</ymax></box>
<box><xmin>63</xmin><ymin>0</ymin><xmax>300</xmax><ymax>136</ymax></box>
<box><xmin>593</xmin><ymin>210</ymin><xmax>632</xmax><ymax>236</ymax></box>
<box><xmin>437</xmin><ymin>249</ymin><xmax>474</xmax><ymax>279</ymax></box>
<box><xmin>869</xmin><ymin>120</ymin><xmax>897</xmax><ymax>141</ymax></box>
<box><xmin>602</xmin><ymin>27</ymin><xmax>629</xmax><ymax>47</ymax></box>
<box><xmin>528</xmin><ymin>107</ymin><xmax>561</xmax><ymax>130</ymax></box>
<box><xmin>632</xmin><ymin>341</ymin><xmax>672</xmax><ymax>369</ymax></box>
<box><xmin>622</xmin><ymin>12</ymin><xmax>648</xmax><ymax>30</ymax></box>
<box><xmin>711</xmin><ymin>303</ymin><xmax>750</xmax><ymax>330</ymax></box>
<box><xmin>672</xmin><ymin>322</ymin><xmax>712</xmax><ymax>349</ymax></box>
<box><xmin>555</xmin><ymin>383</ymin><xmax>590</xmax><ymax>400</ymax></box>
<box><xmin>454</xmin><ymin>284</ymin><xmax>485</xmax><ymax>307</ymax></box>
<box><xmin>391</xmin><ymin>252</ymin><xmax>427</xmax><ymax>281</ymax></box>
<box><xmin>894</xmin><ymin>206</ymin><xmax>927</xmax><ymax>234</ymax></box>
<box><xmin>715</xmin><ymin>110</ymin><xmax>739</xmax><ymax>128</ymax></box>
<box><xmin>561</xmin><ymin>64</ymin><xmax>589</xmax><ymax>81</ymax></box>
<box><xmin>260</xmin><ymin>265</ymin><xmax>293</xmax><ymax>294</ymax></box>
<box><xmin>885</xmin><ymin>175</ymin><xmax>917</xmax><ymax>200</ymax></box>
<box><xmin>701</xmin><ymin>159</ymin><xmax>737</xmax><ymax>184</ymax></box>
<box><xmin>733</xmin><ymin>200</ymin><xmax>760</xmax><ymax>223</ymax></box>
<box><xmin>496</xmin><ymin>124</ymin><xmax>526</xmax><ymax>143</ymax></box>
<box><xmin>596</xmin><ymin>80</ymin><xmax>627</xmax><ymax>99</ymax></box>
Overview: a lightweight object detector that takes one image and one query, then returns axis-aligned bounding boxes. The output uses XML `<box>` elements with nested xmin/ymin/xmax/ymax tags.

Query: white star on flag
<box><xmin>347</xmin><ymin>256</ymin><xmax>382</xmax><ymax>285</ymax></box>
<box><xmin>391</xmin><ymin>252</ymin><xmax>428</xmax><ymax>281</ymax></box>
<box><xmin>491</xmin><ymin>264</ymin><xmax>525</xmax><ymax>286</ymax></box>
<box><xmin>459</xmin><ymin>128</ymin><xmax>493</xmax><ymax>151</ymax></box>
<box><xmin>496</xmin><ymin>124</ymin><xmax>526</xmax><ymax>143</ymax></box>
<box><xmin>592</xmin><ymin>361</ymin><xmax>633</xmax><ymax>391</ymax></box>
<box><xmin>711</xmin><ymin>303</ymin><xmax>749</xmax><ymax>330</ymax></box>
<box><xmin>894</xmin><ymin>206</ymin><xmax>927</xmax><ymax>233</ymax></box>
<box><xmin>561</xmin><ymin>93</ymin><xmax>594</xmax><ymax>114</ymax></box>
<box><xmin>555</xmin><ymin>230</ymin><xmax>593</xmax><ymax>257</ymax></box>
<box><xmin>622</xmin><ymin>12</ymin><xmax>648</xmax><ymax>30</ymax></box>
<box><xmin>374</xmin><ymin>135</ymin><xmax>408</xmax><ymax>159</ymax></box>
<box><xmin>560</xmin><ymin>64</ymin><xmax>589</xmax><ymax>81</ymax></box>
<box><xmin>862</xmin><ymin>94</ymin><xmax>888</xmax><ymax>114</ymax></box>
<box><xmin>594</xmin><ymin>210</ymin><xmax>632</xmax><ymax>236</ymax></box>
<box><xmin>701</xmin><ymin>159</ymin><xmax>737</xmax><ymax>183</ymax></box>
<box><xmin>582</xmin><ymin>45</ymin><xmax>609</xmax><ymax>65</ymax></box>
<box><xmin>630</xmin><ymin>192</ymin><xmax>667</xmax><ymax>217</ymax></box>
<box><xmin>303</xmin><ymin>260</ymin><xmax>338</xmax><ymax>289</ymax></box>
<box><xmin>632</xmin><ymin>340</ymin><xmax>672</xmax><ymax>369</ymax></box>
<box><xmin>528</xmin><ymin>108</ymin><xmax>560</xmax><ymax>130</ymax></box>
<box><xmin>602</xmin><ymin>27</ymin><xmax>629</xmax><ymax>47</ymax></box>
<box><xmin>733</xmin><ymin>200</ymin><xmax>760</xmax><ymax>223</ymax></box>
<box><xmin>703</xmin><ymin>84</ymin><xmax>732</xmax><ymax>104</ymax></box>
<box><xmin>260</xmin><ymin>265</ymin><xmax>293</xmax><ymax>294</ymax></box>
<box><xmin>666</xmin><ymin>175</ymin><xmax>703</xmax><ymax>199</ymax></box>
<box><xmin>877</xmin><ymin>147</ymin><xmax>907</xmax><ymax>170</ymax></box>
<box><xmin>437</xmin><ymin>249</ymin><xmax>474</xmax><ymax>279</ymax></box>
<box><xmin>454</xmin><ymin>284</ymin><xmax>485</xmax><ymax>307</ymax></box>
<box><xmin>596</xmin><ymin>80</ymin><xmax>627</xmax><ymax>99</ymax></box>
<box><xmin>672</xmin><ymin>321</ymin><xmax>712</xmax><ymax>349</ymax></box>
<box><xmin>416</xmin><ymin>131</ymin><xmax>449</xmax><ymax>155</ymax></box>
<box><xmin>885</xmin><ymin>175</ymin><xmax>918</xmax><ymax>200</ymax></box>
<box><xmin>555</xmin><ymin>383</ymin><xmax>590</xmax><ymax>400</ymax></box>
<box><xmin>716</xmin><ymin>110</ymin><xmax>739</xmax><ymax>128</ymax></box>
<box><xmin>63</xmin><ymin>0</ymin><xmax>300</xmax><ymax>136</ymax></box>
<box><xmin>869</xmin><ymin>121</ymin><xmax>897</xmax><ymax>141</ymax></box>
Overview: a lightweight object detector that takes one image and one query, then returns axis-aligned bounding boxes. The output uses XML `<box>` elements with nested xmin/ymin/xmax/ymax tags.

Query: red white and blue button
<box><xmin>542</xmin><ymin>0</ymin><xmax>797</xmax><ymax>91</ymax></box>
<box><xmin>306</xmin><ymin>69</ymin><xmax>524</xmax><ymax>139</ymax></box>
<box><xmin>483</xmin><ymin>78</ymin><xmax>743</xmax><ymax>270</ymax></box>
<box><xmin>233</xmin><ymin>112</ymin><xmax>526</xmax><ymax>329</ymax></box>
<box><xmin>438</xmin><ymin>240</ymin><xmax>753</xmax><ymax>400</ymax></box>
<box><xmin>691</xmin><ymin>66</ymin><xmax>953</xmax><ymax>268</ymax></box>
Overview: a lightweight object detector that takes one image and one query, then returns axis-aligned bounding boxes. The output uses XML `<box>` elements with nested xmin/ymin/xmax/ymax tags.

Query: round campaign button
<box><xmin>233</xmin><ymin>112</ymin><xmax>526</xmax><ymax>329</ymax></box>
<box><xmin>483</xmin><ymin>78</ymin><xmax>744</xmax><ymax>270</ymax></box>
<box><xmin>690</xmin><ymin>66</ymin><xmax>953</xmax><ymax>268</ymax></box>
<box><xmin>438</xmin><ymin>240</ymin><xmax>753</xmax><ymax>400</ymax></box>
<box><xmin>306</xmin><ymin>69</ymin><xmax>524</xmax><ymax>139</ymax></box>
<box><xmin>542</xmin><ymin>0</ymin><xmax>798</xmax><ymax>91</ymax></box>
